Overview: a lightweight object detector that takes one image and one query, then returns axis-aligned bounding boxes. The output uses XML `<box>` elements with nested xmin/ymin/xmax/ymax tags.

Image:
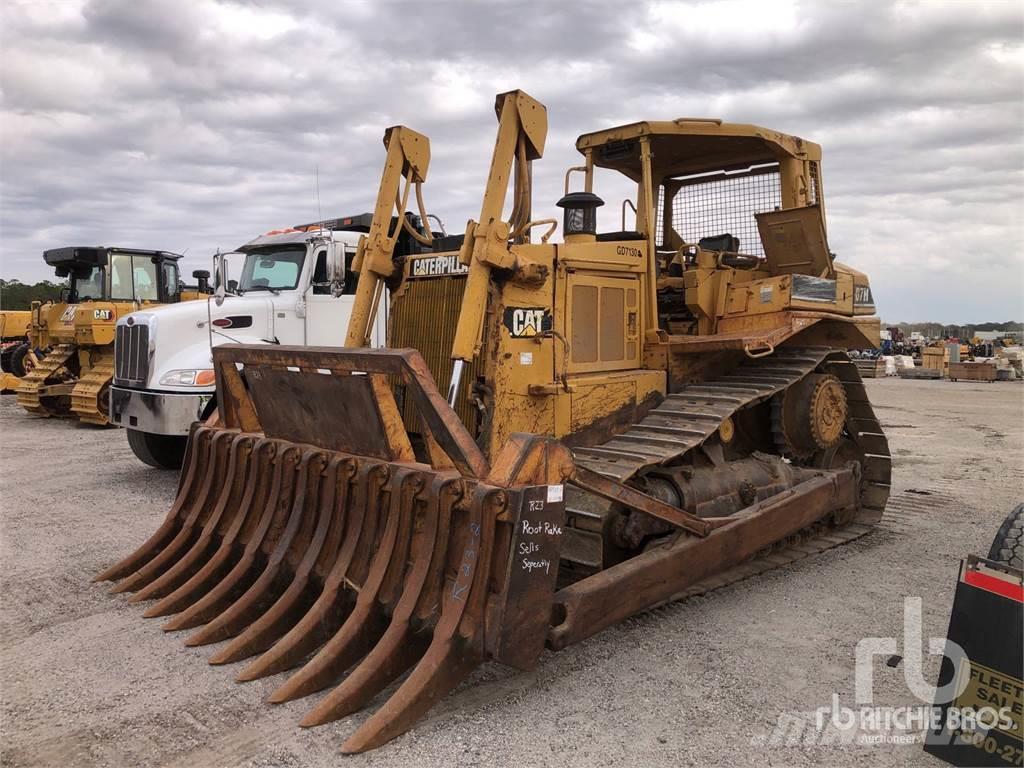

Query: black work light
<box><xmin>556</xmin><ymin>191</ymin><xmax>604</xmax><ymax>237</ymax></box>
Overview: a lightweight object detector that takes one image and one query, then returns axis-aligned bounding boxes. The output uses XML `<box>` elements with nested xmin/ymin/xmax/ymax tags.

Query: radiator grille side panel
<box><xmin>389</xmin><ymin>275</ymin><xmax>481</xmax><ymax>434</ymax></box>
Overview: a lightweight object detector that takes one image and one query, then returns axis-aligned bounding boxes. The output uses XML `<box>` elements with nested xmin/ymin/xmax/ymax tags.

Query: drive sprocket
<box><xmin>771</xmin><ymin>372</ymin><xmax>848</xmax><ymax>458</ymax></box>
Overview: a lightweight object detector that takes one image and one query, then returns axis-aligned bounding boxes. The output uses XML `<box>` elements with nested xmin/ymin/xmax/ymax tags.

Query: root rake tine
<box><xmin>233</xmin><ymin>457</ymin><xmax>356</xmax><ymax>679</ymax></box>
<box><xmin>339</xmin><ymin>643</ymin><xmax>481</xmax><ymax>752</ymax></box>
<box><xmin>311</xmin><ymin>634</ymin><xmax>430</xmax><ymax>726</ymax></box>
<box><xmin>148</xmin><ymin>439</ymin><xmax>276</xmax><ymax>621</ymax></box>
<box><xmin>296</xmin><ymin>476</ymin><xmax>456</xmax><ymax>722</ymax></box>
<box><xmin>261</xmin><ymin>463</ymin><xmax>389</xmax><ymax>699</ymax></box>
<box><xmin>272</xmin><ymin>469</ymin><xmax>423</xmax><ymax>704</ymax></box>
<box><xmin>204</xmin><ymin>451</ymin><xmax>328</xmax><ymax>662</ymax></box>
<box><xmin>116</xmin><ymin>431</ymin><xmax>236</xmax><ymax>597</ymax></box>
<box><xmin>162</xmin><ymin>443</ymin><xmax>290</xmax><ymax>634</ymax></box>
<box><xmin>94</xmin><ymin>427</ymin><xmax>209</xmax><ymax>583</ymax></box>
<box><xmin>130</xmin><ymin>435</ymin><xmax>255</xmax><ymax>604</ymax></box>
<box><xmin>180</xmin><ymin>446</ymin><xmax>302</xmax><ymax>645</ymax></box>
<box><xmin>338</xmin><ymin>486</ymin><xmax>500</xmax><ymax>752</ymax></box>
<box><xmin>217</xmin><ymin>456</ymin><xmax>344</xmax><ymax>667</ymax></box>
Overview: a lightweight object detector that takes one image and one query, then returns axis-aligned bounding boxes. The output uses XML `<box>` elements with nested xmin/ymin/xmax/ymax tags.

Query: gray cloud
<box><xmin>1</xmin><ymin>0</ymin><xmax>1022</xmax><ymax>322</ymax></box>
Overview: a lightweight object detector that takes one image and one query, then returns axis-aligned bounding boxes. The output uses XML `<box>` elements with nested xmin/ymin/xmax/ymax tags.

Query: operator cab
<box><xmin>43</xmin><ymin>246</ymin><xmax>188</xmax><ymax>304</ymax></box>
<box><xmin>570</xmin><ymin>120</ymin><xmax>829</xmax><ymax>272</ymax></box>
<box><xmin>563</xmin><ymin>120</ymin><xmax>877</xmax><ymax>334</ymax></box>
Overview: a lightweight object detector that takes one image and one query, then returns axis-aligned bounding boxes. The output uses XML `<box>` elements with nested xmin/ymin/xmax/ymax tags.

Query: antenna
<box><xmin>315</xmin><ymin>165</ymin><xmax>323</xmax><ymax>229</ymax></box>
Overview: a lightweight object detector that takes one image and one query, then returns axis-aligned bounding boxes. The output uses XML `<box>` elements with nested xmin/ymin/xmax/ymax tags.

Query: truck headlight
<box><xmin>159</xmin><ymin>369</ymin><xmax>216</xmax><ymax>387</ymax></box>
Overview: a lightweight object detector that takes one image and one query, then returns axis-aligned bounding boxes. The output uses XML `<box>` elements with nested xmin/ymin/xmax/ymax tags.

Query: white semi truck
<box><xmin>110</xmin><ymin>215</ymin><xmax>388</xmax><ymax>468</ymax></box>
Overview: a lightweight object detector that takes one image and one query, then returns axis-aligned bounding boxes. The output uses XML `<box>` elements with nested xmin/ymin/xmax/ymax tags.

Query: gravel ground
<box><xmin>1</xmin><ymin>378</ymin><xmax>1022</xmax><ymax>768</ymax></box>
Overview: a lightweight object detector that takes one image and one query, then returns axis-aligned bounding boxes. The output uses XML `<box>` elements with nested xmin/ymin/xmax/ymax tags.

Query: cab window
<box><xmin>110</xmin><ymin>253</ymin><xmax>159</xmax><ymax>301</ymax></box>
<box><xmin>72</xmin><ymin>266</ymin><xmax>105</xmax><ymax>302</ymax></box>
<box><xmin>162</xmin><ymin>261</ymin><xmax>180</xmax><ymax>301</ymax></box>
<box><xmin>343</xmin><ymin>251</ymin><xmax>359</xmax><ymax>295</ymax></box>
<box><xmin>311</xmin><ymin>249</ymin><xmax>331</xmax><ymax>295</ymax></box>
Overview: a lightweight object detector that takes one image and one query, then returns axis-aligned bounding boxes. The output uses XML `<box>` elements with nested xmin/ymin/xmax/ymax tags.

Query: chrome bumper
<box><xmin>110</xmin><ymin>386</ymin><xmax>212</xmax><ymax>435</ymax></box>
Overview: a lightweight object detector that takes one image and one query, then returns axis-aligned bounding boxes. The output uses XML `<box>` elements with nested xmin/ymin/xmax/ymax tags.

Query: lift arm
<box><xmin>446</xmin><ymin>90</ymin><xmax>548</xmax><ymax>405</ymax></box>
<box><xmin>344</xmin><ymin>126</ymin><xmax>432</xmax><ymax>348</ymax></box>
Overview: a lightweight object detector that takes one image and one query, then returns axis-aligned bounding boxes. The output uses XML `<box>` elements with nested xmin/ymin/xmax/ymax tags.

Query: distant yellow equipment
<box><xmin>0</xmin><ymin>310</ymin><xmax>32</xmax><ymax>392</ymax></box>
<box><xmin>17</xmin><ymin>247</ymin><xmax>207</xmax><ymax>424</ymax></box>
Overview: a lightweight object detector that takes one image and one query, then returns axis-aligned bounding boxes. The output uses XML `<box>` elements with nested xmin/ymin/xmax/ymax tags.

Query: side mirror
<box><xmin>213</xmin><ymin>252</ymin><xmax>227</xmax><ymax>306</ymax></box>
<box><xmin>328</xmin><ymin>242</ymin><xmax>345</xmax><ymax>297</ymax></box>
<box><xmin>324</xmin><ymin>246</ymin><xmax>336</xmax><ymax>284</ymax></box>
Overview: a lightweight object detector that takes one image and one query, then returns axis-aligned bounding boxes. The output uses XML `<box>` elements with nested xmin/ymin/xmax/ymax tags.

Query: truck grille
<box><xmin>115</xmin><ymin>322</ymin><xmax>150</xmax><ymax>385</ymax></box>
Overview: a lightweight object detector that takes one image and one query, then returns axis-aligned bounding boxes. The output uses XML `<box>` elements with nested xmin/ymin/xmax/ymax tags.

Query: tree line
<box><xmin>0</xmin><ymin>279</ymin><xmax>67</xmax><ymax>310</ymax></box>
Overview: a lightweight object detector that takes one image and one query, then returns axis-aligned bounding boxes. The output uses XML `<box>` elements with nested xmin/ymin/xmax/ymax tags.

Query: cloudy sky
<box><xmin>1</xmin><ymin>0</ymin><xmax>1021</xmax><ymax>322</ymax></box>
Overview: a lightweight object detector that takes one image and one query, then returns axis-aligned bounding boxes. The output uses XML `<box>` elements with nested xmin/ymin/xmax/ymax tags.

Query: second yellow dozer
<box><xmin>0</xmin><ymin>309</ymin><xmax>33</xmax><ymax>392</ymax></box>
<box><xmin>98</xmin><ymin>91</ymin><xmax>890</xmax><ymax>752</ymax></box>
<box><xmin>16</xmin><ymin>246</ymin><xmax>205</xmax><ymax>424</ymax></box>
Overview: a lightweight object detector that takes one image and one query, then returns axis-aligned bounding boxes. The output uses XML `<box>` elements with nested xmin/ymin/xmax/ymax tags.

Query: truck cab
<box><xmin>111</xmin><ymin>218</ymin><xmax>389</xmax><ymax>468</ymax></box>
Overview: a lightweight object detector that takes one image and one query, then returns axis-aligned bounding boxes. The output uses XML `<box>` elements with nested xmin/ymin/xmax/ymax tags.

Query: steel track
<box><xmin>570</xmin><ymin>346</ymin><xmax>891</xmax><ymax>600</ymax></box>
<box><xmin>70</xmin><ymin>348</ymin><xmax>114</xmax><ymax>425</ymax></box>
<box><xmin>15</xmin><ymin>343</ymin><xmax>76</xmax><ymax>416</ymax></box>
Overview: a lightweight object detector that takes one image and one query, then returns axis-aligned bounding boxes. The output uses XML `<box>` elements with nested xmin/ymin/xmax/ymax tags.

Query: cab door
<box><xmin>304</xmin><ymin>244</ymin><xmax>387</xmax><ymax>347</ymax></box>
<box><xmin>304</xmin><ymin>245</ymin><xmax>353</xmax><ymax>346</ymax></box>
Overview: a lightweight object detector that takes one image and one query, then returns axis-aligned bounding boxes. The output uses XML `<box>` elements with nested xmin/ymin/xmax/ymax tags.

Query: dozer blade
<box><xmin>15</xmin><ymin>343</ymin><xmax>75</xmax><ymax>417</ymax></box>
<box><xmin>98</xmin><ymin>345</ymin><xmax>575</xmax><ymax>752</ymax></box>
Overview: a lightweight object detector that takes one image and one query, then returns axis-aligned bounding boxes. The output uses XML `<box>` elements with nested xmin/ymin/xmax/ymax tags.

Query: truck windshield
<box><xmin>71</xmin><ymin>266</ymin><xmax>105</xmax><ymax>302</ymax></box>
<box><xmin>238</xmin><ymin>247</ymin><xmax>305</xmax><ymax>293</ymax></box>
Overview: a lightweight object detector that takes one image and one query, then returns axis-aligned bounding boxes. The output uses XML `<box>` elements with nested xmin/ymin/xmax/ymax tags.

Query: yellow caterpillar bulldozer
<box><xmin>16</xmin><ymin>246</ymin><xmax>207</xmax><ymax>424</ymax></box>
<box><xmin>97</xmin><ymin>91</ymin><xmax>889</xmax><ymax>752</ymax></box>
<box><xmin>1</xmin><ymin>310</ymin><xmax>33</xmax><ymax>392</ymax></box>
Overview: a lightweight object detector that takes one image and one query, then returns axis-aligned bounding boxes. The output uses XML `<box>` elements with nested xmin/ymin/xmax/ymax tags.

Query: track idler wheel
<box><xmin>772</xmin><ymin>373</ymin><xmax>848</xmax><ymax>458</ymax></box>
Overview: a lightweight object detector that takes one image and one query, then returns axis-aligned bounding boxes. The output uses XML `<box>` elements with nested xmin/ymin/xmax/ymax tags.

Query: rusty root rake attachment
<box><xmin>97</xmin><ymin>344</ymin><xmax>863</xmax><ymax>751</ymax></box>
<box><xmin>95</xmin><ymin>345</ymin><xmax>575</xmax><ymax>752</ymax></box>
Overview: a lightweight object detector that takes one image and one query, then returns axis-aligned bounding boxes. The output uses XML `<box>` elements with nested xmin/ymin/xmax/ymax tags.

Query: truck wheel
<box><xmin>127</xmin><ymin>429</ymin><xmax>187</xmax><ymax>470</ymax></box>
<box><xmin>988</xmin><ymin>503</ymin><xmax>1024</xmax><ymax>569</ymax></box>
<box><xmin>10</xmin><ymin>344</ymin><xmax>32</xmax><ymax>377</ymax></box>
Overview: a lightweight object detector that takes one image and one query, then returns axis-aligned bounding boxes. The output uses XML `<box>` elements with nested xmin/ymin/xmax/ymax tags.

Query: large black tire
<box><xmin>127</xmin><ymin>429</ymin><xmax>187</xmax><ymax>470</ymax></box>
<box><xmin>9</xmin><ymin>344</ymin><xmax>32</xmax><ymax>377</ymax></box>
<box><xmin>988</xmin><ymin>503</ymin><xmax>1024</xmax><ymax>569</ymax></box>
